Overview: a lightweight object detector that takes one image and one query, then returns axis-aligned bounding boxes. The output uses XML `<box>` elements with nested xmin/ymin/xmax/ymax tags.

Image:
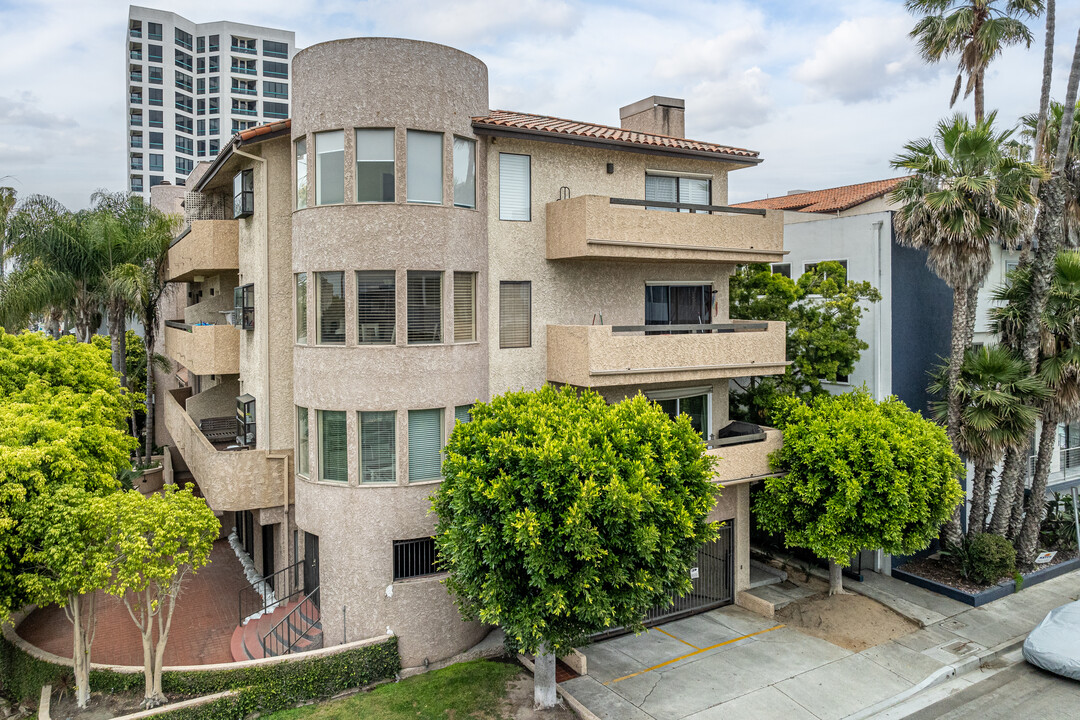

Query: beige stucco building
<box><xmin>153</xmin><ymin>37</ymin><xmax>787</xmax><ymax>668</ymax></box>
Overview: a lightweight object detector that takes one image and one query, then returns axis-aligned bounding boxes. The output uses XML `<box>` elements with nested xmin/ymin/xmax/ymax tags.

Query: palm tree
<box><xmin>906</xmin><ymin>0</ymin><xmax>1044</xmax><ymax>122</ymax></box>
<box><xmin>0</xmin><ymin>186</ymin><xmax>15</xmax><ymax>282</ymax></box>
<box><xmin>891</xmin><ymin>113</ymin><xmax>1043</xmax><ymax>454</ymax></box>
<box><xmin>1020</xmin><ymin>100</ymin><xmax>1080</xmax><ymax>244</ymax></box>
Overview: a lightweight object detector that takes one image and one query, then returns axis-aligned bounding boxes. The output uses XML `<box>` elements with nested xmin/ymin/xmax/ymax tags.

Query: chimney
<box><xmin>619</xmin><ymin>96</ymin><xmax>685</xmax><ymax>138</ymax></box>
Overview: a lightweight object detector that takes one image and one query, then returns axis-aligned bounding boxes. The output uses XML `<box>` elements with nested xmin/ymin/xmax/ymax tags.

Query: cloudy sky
<box><xmin>0</xmin><ymin>0</ymin><xmax>1077</xmax><ymax>209</ymax></box>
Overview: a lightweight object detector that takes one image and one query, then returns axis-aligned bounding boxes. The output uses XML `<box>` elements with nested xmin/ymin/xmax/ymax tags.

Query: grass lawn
<box><xmin>264</xmin><ymin>659</ymin><xmax>524</xmax><ymax>719</ymax></box>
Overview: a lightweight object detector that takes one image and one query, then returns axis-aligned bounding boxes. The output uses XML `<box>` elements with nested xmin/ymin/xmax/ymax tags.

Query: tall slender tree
<box><xmin>0</xmin><ymin>187</ymin><xmax>15</xmax><ymax>283</ymax></box>
<box><xmin>906</xmin><ymin>0</ymin><xmax>1044</xmax><ymax>122</ymax></box>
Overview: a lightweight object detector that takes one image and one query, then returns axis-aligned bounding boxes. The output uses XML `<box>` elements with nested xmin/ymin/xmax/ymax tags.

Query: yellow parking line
<box><xmin>653</xmin><ymin>626</ymin><xmax>700</xmax><ymax>650</ymax></box>
<box><xmin>607</xmin><ymin>624</ymin><xmax>785</xmax><ymax>684</ymax></box>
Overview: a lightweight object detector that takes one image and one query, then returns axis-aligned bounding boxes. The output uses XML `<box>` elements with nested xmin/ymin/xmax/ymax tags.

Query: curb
<box><xmin>845</xmin><ymin>635</ymin><xmax>1026</xmax><ymax>719</ymax></box>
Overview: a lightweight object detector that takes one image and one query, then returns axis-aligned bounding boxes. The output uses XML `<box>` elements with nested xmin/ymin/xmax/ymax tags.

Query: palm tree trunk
<box><xmin>1033</xmin><ymin>0</ymin><xmax>1057</xmax><ymax>174</ymax></box>
<box><xmin>990</xmin><ymin>446</ymin><xmax>1025</xmax><ymax>535</ymax></box>
<box><xmin>969</xmin><ymin>462</ymin><xmax>992</xmax><ymax>535</ymax></box>
<box><xmin>974</xmin><ymin>70</ymin><xmax>984</xmax><ymax>124</ymax></box>
<box><xmin>143</xmin><ymin>327</ymin><xmax>156</xmax><ymax>461</ymax></box>
<box><xmin>108</xmin><ymin>304</ymin><xmax>127</xmax><ymax>387</ymax></box>
<box><xmin>1017</xmin><ymin>413</ymin><xmax>1061</xmax><ymax>565</ymax></box>
<box><xmin>947</xmin><ymin>283</ymin><xmax>970</xmax><ymax>450</ymax></box>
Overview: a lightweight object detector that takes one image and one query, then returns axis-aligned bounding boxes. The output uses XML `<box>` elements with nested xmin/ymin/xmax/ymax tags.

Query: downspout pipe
<box><xmin>872</xmin><ymin>220</ymin><xmax>884</xmax><ymax>401</ymax></box>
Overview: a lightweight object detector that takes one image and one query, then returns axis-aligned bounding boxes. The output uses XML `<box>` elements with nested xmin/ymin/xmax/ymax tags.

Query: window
<box><xmin>148</xmin><ymin>88</ymin><xmax>162</xmax><ymax>106</ymax></box>
<box><xmin>645</xmin><ymin>284</ymin><xmax>712</xmax><ymax>330</ymax></box>
<box><xmin>148</xmin><ymin>153</ymin><xmax>163</xmax><ymax>172</ymax></box>
<box><xmin>147</xmin><ymin>22</ymin><xmax>162</xmax><ymax>41</ymax></box>
<box><xmin>130</xmin><ymin>42</ymin><xmax>142</xmax><ymax>61</ymax></box>
<box><xmin>407</xmin><ymin>271</ymin><xmax>442</xmax><ymax>344</ymax></box>
<box><xmin>453</xmin><ymin>137</ymin><xmax>476</xmax><ymax>208</ymax></box>
<box><xmin>498</xmin><ymin>153</ymin><xmax>530</xmax><ymax>221</ymax></box>
<box><xmin>175</xmin><ymin>49</ymin><xmax>192</xmax><ymax>71</ymax></box>
<box><xmin>317</xmin><ymin>410</ymin><xmax>348</xmax><ymax>483</ymax></box>
<box><xmin>263</xmin><ymin>81</ymin><xmax>288</xmax><ymax>98</ymax></box>
<box><xmin>232</xmin><ymin>98</ymin><xmax>257</xmax><ymax>116</ymax></box>
<box><xmin>176</xmin><ymin>157</ymin><xmax>193</xmax><ymax>176</ymax></box>
<box><xmin>454</xmin><ymin>405</ymin><xmax>473</xmax><ymax>424</ymax></box>
<box><xmin>408</xmin><ymin>409</ymin><xmax>443</xmax><ymax>482</ymax></box>
<box><xmin>175</xmin><ymin>28</ymin><xmax>193</xmax><ymax>50</ymax></box>
<box><xmin>315</xmin><ymin>130</ymin><xmax>344</xmax><ymax>205</ymax></box>
<box><xmin>406</xmin><ymin>130</ymin><xmax>442</xmax><ymax>204</ymax></box>
<box><xmin>148</xmin><ymin>44</ymin><xmax>162</xmax><ymax>63</ymax></box>
<box><xmin>231</xmin><ymin>35</ymin><xmax>256</xmax><ymax>53</ymax></box>
<box><xmin>295</xmin><ymin>138</ymin><xmax>308</xmax><ymax>209</ymax></box>
<box><xmin>356</xmin><ymin>129</ymin><xmax>395</xmax><ymax>202</ymax></box>
<box><xmin>209</xmin><ymin>56</ymin><xmax>220</xmax><ymax>73</ymax></box>
<box><xmin>392</xmin><ymin>537</ymin><xmax>439</xmax><ymax>580</ymax></box>
<box><xmin>130</xmin><ymin>65</ymin><xmax>142</xmax><ymax>82</ymax></box>
<box><xmin>129</xmin><ymin>87</ymin><xmax>142</xmax><ymax>104</ymax></box>
<box><xmin>197</xmin><ymin>36</ymin><xmax>205</xmax><ymax>53</ymax></box>
<box><xmin>148</xmin><ymin>66</ymin><xmax>162</xmax><ymax>84</ymax></box>
<box><xmin>175</xmin><ymin>136</ymin><xmax>193</xmax><ymax>155</ymax></box>
<box><xmin>263</xmin><ymin>40</ymin><xmax>289</xmax><ymax>58</ymax></box>
<box><xmin>232</xmin><ymin>77</ymin><xmax>256</xmax><ymax>95</ymax></box>
<box><xmin>129</xmin><ymin>20</ymin><xmax>141</xmax><ymax>38</ymax></box>
<box><xmin>149</xmin><ymin>175</ymin><xmax>163</xmax><ymax>188</ymax></box>
<box><xmin>130</xmin><ymin>154</ymin><xmax>143</xmax><ymax>171</ymax></box>
<box><xmin>234</xmin><ymin>283</ymin><xmax>255</xmax><ymax>330</ymax></box>
<box><xmin>130</xmin><ymin>176</ymin><xmax>144</xmax><ymax>193</ymax></box>
<box><xmin>651</xmin><ymin>390</ymin><xmax>710</xmax><ymax>439</ymax></box>
<box><xmin>197</xmin><ymin>118</ymin><xmax>205</xmax><ymax>135</ymax></box>
<box><xmin>232</xmin><ymin>57</ymin><xmax>256</xmax><ymax>75</ymax></box>
<box><xmin>645</xmin><ymin>173</ymin><xmax>711</xmax><ymax>211</ymax></box>
<box><xmin>175</xmin><ymin>113</ymin><xmax>193</xmax><ymax>133</ymax></box>
<box><xmin>130</xmin><ymin>132</ymin><xmax>143</xmax><ymax>149</ymax></box>
<box><xmin>264</xmin><ymin>101</ymin><xmax>288</xmax><ymax>119</ymax></box>
<box><xmin>233</xmin><ymin>169</ymin><xmax>253</xmax><ymax>218</ymax></box>
<box><xmin>197</xmin><ymin>56</ymin><xmax>205</xmax><ymax>75</ymax></box>
<box><xmin>209</xmin><ymin>118</ymin><xmax>220</xmax><ymax>135</ymax></box>
<box><xmin>198</xmin><ymin>140</ymin><xmax>205</xmax><ymax>157</ymax></box>
<box><xmin>148</xmin><ymin>132</ymin><xmax>163</xmax><ymax>149</ymax></box>
<box><xmin>209</xmin><ymin>97</ymin><xmax>219</xmax><ymax>115</ymax></box>
<box><xmin>208</xmin><ymin>34</ymin><xmax>219</xmax><ymax>52</ymax></box>
<box><xmin>236</xmin><ymin>394</ymin><xmax>256</xmax><ymax>447</ymax></box>
<box><xmin>209</xmin><ymin>139</ymin><xmax>220</xmax><ymax>154</ymax></box>
<box><xmin>129</xmin><ymin>110</ymin><xmax>142</xmax><ymax>126</ymax></box>
<box><xmin>453</xmin><ymin>272</ymin><xmax>476</xmax><ymax>342</ymax></box>
<box><xmin>499</xmin><ymin>281</ymin><xmax>531</xmax><ymax>348</ymax></box>
<box><xmin>360</xmin><ymin>411</ymin><xmax>395</xmax><ymax>483</ymax></box>
<box><xmin>771</xmin><ymin>263</ymin><xmax>791</xmax><ymax>278</ymax></box>
<box><xmin>263</xmin><ymin>61</ymin><xmax>288</xmax><ymax>78</ymax></box>
<box><xmin>149</xmin><ymin>109</ymin><xmax>164</xmax><ymax>128</ymax></box>
<box><xmin>357</xmin><ymin>271</ymin><xmax>395</xmax><ymax>344</ymax></box>
<box><xmin>175</xmin><ymin>71</ymin><xmax>193</xmax><ymax>92</ymax></box>
<box><xmin>295</xmin><ymin>273</ymin><xmax>307</xmax><ymax>344</ymax></box>
<box><xmin>315</xmin><ymin>271</ymin><xmax>346</xmax><ymax>345</ymax></box>
<box><xmin>296</xmin><ymin>407</ymin><xmax>310</xmax><ymax>476</ymax></box>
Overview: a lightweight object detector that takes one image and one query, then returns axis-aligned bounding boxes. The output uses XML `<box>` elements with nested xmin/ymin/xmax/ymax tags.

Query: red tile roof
<box><xmin>237</xmin><ymin>119</ymin><xmax>291</xmax><ymax>141</ymax></box>
<box><xmin>472</xmin><ymin>110</ymin><xmax>760</xmax><ymax>162</ymax></box>
<box><xmin>732</xmin><ymin>178</ymin><xmax>904</xmax><ymax>214</ymax></box>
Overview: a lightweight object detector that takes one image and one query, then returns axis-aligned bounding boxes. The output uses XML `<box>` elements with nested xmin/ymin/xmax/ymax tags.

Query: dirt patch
<box><xmin>49</xmin><ymin>691</ymin><xmax>146</xmax><ymax>720</ymax></box>
<box><xmin>777</xmin><ymin>592</ymin><xmax>918</xmax><ymax>652</ymax></box>
<box><xmin>900</xmin><ymin>549</ymin><xmax>1078</xmax><ymax>594</ymax></box>
<box><xmin>502</xmin><ymin>672</ymin><xmax>578</xmax><ymax>720</ymax></box>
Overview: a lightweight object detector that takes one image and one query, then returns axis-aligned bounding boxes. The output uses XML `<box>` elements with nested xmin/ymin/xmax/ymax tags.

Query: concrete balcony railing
<box><xmin>163</xmin><ymin>321</ymin><xmax>240</xmax><ymax>376</ymax></box>
<box><xmin>165</xmin><ymin>220</ymin><xmax>239</xmax><ymax>282</ymax></box>
<box><xmin>546</xmin><ymin>195</ymin><xmax>785</xmax><ymax>264</ymax></box>
<box><xmin>165</xmin><ymin>388</ymin><xmax>291</xmax><ymax>512</ymax></box>
<box><xmin>547</xmin><ymin>321</ymin><xmax>788</xmax><ymax>388</ymax></box>
<box><xmin>708</xmin><ymin>427</ymin><xmax>783</xmax><ymax>485</ymax></box>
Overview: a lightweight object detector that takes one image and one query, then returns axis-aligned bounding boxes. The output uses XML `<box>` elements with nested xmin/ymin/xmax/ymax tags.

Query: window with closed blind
<box><xmin>356</xmin><ymin>129</ymin><xmax>395</xmax><ymax>202</ymax></box>
<box><xmin>360</xmin><ymin>411</ymin><xmax>395</xmax><ymax>483</ymax></box>
<box><xmin>408</xmin><ymin>409</ymin><xmax>443</xmax><ymax>482</ymax></box>
<box><xmin>407</xmin><ymin>130</ymin><xmax>443</xmax><ymax>204</ymax></box>
<box><xmin>315</xmin><ymin>271</ymin><xmax>345</xmax><ymax>345</ymax></box>
<box><xmin>317</xmin><ymin>410</ymin><xmax>348</xmax><ymax>483</ymax></box>
<box><xmin>454</xmin><ymin>404</ymin><xmax>473</xmax><ymax>424</ymax></box>
<box><xmin>357</xmin><ymin>271</ymin><xmax>395</xmax><ymax>344</ymax></box>
<box><xmin>453</xmin><ymin>137</ymin><xmax>476</xmax><ymax>208</ymax></box>
<box><xmin>295</xmin><ymin>138</ymin><xmax>308</xmax><ymax>209</ymax></box>
<box><xmin>499</xmin><ymin>281</ymin><xmax>531</xmax><ymax>348</ymax></box>
<box><xmin>499</xmin><ymin>153</ymin><xmax>530</xmax><ymax>221</ymax></box>
<box><xmin>407</xmin><ymin>271</ymin><xmax>442</xmax><ymax>344</ymax></box>
<box><xmin>296</xmin><ymin>406</ymin><xmax>309</xmax><ymax>477</ymax></box>
<box><xmin>315</xmin><ymin>130</ymin><xmax>344</xmax><ymax>205</ymax></box>
<box><xmin>453</xmin><ymin>272</ymin><xmax>475</xmax><ymax>342</ymax></box>
<box><xmin>644</xmin><ymin>173</ymin><xmax>711</xmax><ymax>212</ymax></box>
<box><xmin>295</xmin><ymin>273</ymin><xmax>307</xmax><ymax>344</ymax></box>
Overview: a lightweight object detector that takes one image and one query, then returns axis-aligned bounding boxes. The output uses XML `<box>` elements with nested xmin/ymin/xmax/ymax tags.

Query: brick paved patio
<box><xmin>17</xmin><ymin>538</ymin><xmax>248</xmax><ymax>666</ymax></box>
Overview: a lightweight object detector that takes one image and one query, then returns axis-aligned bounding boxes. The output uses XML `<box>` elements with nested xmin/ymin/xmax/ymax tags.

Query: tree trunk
<box><xmin>828</xmin><ymin>559</ymin><xmax>846</xmax><ymax>596</ymax></box>
<box><xmin>1017</xmin><ymin>414</ymin><xmax>1061</xmax><ymax>565</ymax></box>
<box><xmin>1033</xmin><ymin>0</ymin><xmax>1057</xmax><ymax>174</ymax></box>
<box><xmin>149</xmin><ymin>588</ymin><xmax>178</xmax><ymax>706</ymax></box>
<box><xmin>990</xmin><ymin>447</ymin><xmax>1024</xmax><ymax>535</ymax></box>
<box><xmin>533</xmin><ymin>645</ymin><xmax>558</xmax><ymax>710</ymax></box>
<box><xmin>946</xmin><ymin>284</ymin><xmax>970</xmax><ymax>451</ymax></box>
<box><xmin>973</xmin><ymin>70</ymin><xmax>984</xmax><ymax>124</ymax></box>
<box><xmin>109</xmin><ymin>305</ymin><xmax>127</xmax><ymax>387</ymax></box>
<box><xmin>70</xmin><ymin>594</ymin><xmax>91</xmax><ymax>709</ymax></box>
<box><xmin>144</xmin><ymin>330</ymin><xmax>155</xmax><ymax>462</ymax></box>
<box><xmin>969</xmin><ymin>462</ymin><xmax>991</xmax><ymax>536</ymax></box>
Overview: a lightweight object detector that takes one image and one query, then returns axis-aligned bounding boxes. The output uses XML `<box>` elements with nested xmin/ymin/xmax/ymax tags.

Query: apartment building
<box><xmin>126</xmin><ymin>5</ymin><xmax>295</xmax><ymax>199</ymax></box>
<box><xmin>155</xmin><ymin>38</ymin><xmax>787</xmax><ymax>668</ymax></box>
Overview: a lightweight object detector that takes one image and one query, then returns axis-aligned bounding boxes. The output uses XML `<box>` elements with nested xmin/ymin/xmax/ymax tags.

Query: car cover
<box><xmin>1023</xmin><ymin>599</ymin><xmax>1080</xmax><ymax>680</ymax></box>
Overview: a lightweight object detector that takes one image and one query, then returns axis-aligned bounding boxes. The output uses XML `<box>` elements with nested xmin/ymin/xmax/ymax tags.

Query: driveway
<box><xmin>562</xmin><ymin>604</ymin><xmax>936</xmax><ymax>720</ymax></box>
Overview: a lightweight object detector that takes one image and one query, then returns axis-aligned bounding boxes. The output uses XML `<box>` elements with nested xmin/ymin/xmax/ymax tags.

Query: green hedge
<box><xmin>0</xmin><ymin>636</ymin><xmax>400</xmax><ymax>717</ymax></box>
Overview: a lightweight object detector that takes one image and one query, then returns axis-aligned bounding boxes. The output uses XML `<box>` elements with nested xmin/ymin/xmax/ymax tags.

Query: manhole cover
<box><xmin>941</xmin><ymin>640</ymin><xmax>978</xmax><ymax>656</ymax></box>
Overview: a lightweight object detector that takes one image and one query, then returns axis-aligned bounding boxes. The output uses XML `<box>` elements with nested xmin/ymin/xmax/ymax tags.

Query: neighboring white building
<box><xmin>126</xmin><ymin>6</ymin><xmax>295</xmax><ymax>199</ymax></box>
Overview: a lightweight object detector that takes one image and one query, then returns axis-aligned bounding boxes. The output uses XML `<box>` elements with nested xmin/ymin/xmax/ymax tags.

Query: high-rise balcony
<box><xmin>164</xmin><ymin>320</ymin><xmax>240</xmax><ymax>376</ymax></box>
<box><xmin>166</xmin><ymin>220</ymin><xmax>239</xmax><ymax>282</ymax></box>
<box><xmin>546</xmin><ymin>321</ymin><xmax>787</xmax><ymax>388</ymax></box>
<box><xmin>546</xmin><ymin>195</ymin><xmax>785</xmax><ymax>264</ymax></box>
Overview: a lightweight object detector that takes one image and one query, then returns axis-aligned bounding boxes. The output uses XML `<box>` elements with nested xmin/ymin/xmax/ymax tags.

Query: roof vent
<box><xmin>619</xmin><ymin>96</ymin><xmax>685</xmax><ymax>138</ymax></box>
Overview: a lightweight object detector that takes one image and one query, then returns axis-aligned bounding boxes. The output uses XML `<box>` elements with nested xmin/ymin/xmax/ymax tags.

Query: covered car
<box><xmin>1023</xmin><ymin>599</ymin><xmax>1080</xmax><ymax>680</ymax></box>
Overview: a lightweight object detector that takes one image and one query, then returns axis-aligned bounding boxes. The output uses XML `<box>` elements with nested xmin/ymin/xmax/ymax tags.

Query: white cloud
<box><xmin>0</xmin><ymin>93</ymin><xmax>76</xmax><ymax>129</ymax></box>
<box><xmin>692</xmin><ymin>67</ymin><xmax>773</xmax><ymax>132</ymax></box>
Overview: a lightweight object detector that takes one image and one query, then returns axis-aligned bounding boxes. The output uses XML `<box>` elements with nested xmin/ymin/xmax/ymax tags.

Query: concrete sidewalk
<box><xmin>562</xmin><ymin>570</ymin><xmax>1080</xmax><ymax>720</ymax></box>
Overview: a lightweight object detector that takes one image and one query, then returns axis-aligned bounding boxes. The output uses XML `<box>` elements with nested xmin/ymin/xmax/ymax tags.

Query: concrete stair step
<box><xmin>229</xmin><ymin>598</ymin><xmax>323</xmax><ymax>662</ymax></box>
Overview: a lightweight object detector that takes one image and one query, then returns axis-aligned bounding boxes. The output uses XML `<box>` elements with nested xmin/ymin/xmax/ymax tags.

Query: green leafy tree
<box><xmin>102</xmin><ymin>486</ymin><xmax>217</xmax><ymax>708</ymax></box>
<box><xmin>756</xmin><ymin>390</ymin><xmax>964</xmax><ymax>594</ymax></box>
<box><xmin>432</xmin><ymin>386</ymin><xmax>718</xmax><ymax>708</ymax></box>
<box><xmin>730</xmin><ymin>261</ymin><xmax>880</xmax><ymax>424</ymax></box>
<box><xmin>17</xmin><ymin>486</ymin><xmax>111</xmax><ymax>709</ymax></box>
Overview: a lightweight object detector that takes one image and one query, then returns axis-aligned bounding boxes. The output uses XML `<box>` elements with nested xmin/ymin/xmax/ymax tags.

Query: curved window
<box><xmin>317</xmin><ymin>410</ymin><xmax>348</xmax><ymax>483</ymax></box>
<box><xmin>356</xmin><ymin>129</ymin><xmax>395</xmax><ymax>202</ymax></box>
<box><xmin>315</xmin><ymin>271</ymin><xmax>346</xmax><ymax>345</ymax></box>
<box><xmin>453</xmin><ymin>137</ymin><xmax>476</xmax><ymax>208</ymax></box>
<box><xmin>295</xmin><ymin>138</ymin><xmax>308</xmax><ymax>209</ymax></box>
<box><xmin>406</xmin><ymin>130</ymin><xmax>443</xmax><ymax>204</ymax></box>
<box><xmin>360</xmin><ymin>411</ymin><xmax>396</xmax><ymax>483</ymax></box>
<box><xmin>315</xmin><ymin>130</ymin><xmax>344</xmax><ymax>205</ymax></box>
<box><xmin>357</xmin><ymin>271</ymin><xmax>395</xmax><ymax>344</ymax></box>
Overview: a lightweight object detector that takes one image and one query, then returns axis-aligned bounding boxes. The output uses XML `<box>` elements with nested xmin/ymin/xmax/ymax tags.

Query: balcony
<box><xmin>546</xmin><ymin>195</ymin><xmax>785</xmax><ymax>264</ymax></box>
<box><xmin>164</xmin><ymin>320</ymin><xmax>240</xmax><ymax>376</ymax></box>
<box><xmin>166</xmin><ymin>220</ymin><xmax>238</xmax><ymax>282</ymax></box>
<box><xmin>232</xmin><ymin>65</ymin><xmax>256</xmax><ymax>76</ymax></box>
<box><xmin>165</xmin><ymin>388</ymin><xmax>290</xmax><ymax>512</ymax></box>
<box><xmin>708</xmin><ymin>424</ymin><xmax>783</xmax><ymax>485</ymax></box>
<box><xmin>547</xmin><ymin>321</ymin><xmax>787</xmax><ymax>388</ymax></box>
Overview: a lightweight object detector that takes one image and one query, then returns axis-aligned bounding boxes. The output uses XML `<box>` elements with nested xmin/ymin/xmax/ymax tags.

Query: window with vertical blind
<box><xmin>360</xmin><ymin>411</ymin><xmax>396</xmax><ymax>483</ymax></box>
<box><xmin>644</xmin><ymin>173</ymin><xmax>711</xmax><ymax>212</ymax></box>
<box><xmin>454</xmin><ymin>405</ymin><xmax>473</xmax><ymax>424</ymax></box>
<box><xmin>357</xmin><ymin>271</ymin><xmax>395</xmax><ymax>344</ymax></box>
<box><xmin>406</xmin><ymin>130</ymin><xmax>443</xmax><ymax>204</ymax></box>
<box><xmin>295</xmin><ymin>273</ymin><xmax>307</xmax><ymax>344</ymax></box>
<box><xmin>499</xmin><ymin>281</ymin><xmax>531</xmax><ymax>348</ymax></box>
<box><xmin>295</xmin><ymin>138</ymin><xmax>307</xmax><ymax>209</ymax></box>
<box><xmin>499</xmin><ymin>153</ymin><xmax>530</xmax><ymax>221</ymax></box>
<box><xmin>408</xmin><ymin>409</ymin><xmax>443</xmax><ymax>482</ymax></box>
<box><xmin>356</xmin><ymin>128</ymin><xmax>395</xmax><ymax>202</ymax></box>
<box><xmin>317</xmin><ymin>410</ymin><xmax>348</xmax><ymax>483</ymax></box>
<box><xmin>407</xmin><ymin>271</ymin><xmax>442</xmax><ymax>344</ymax></box>
<box><xmin>296</xmin><ymin>406</ymin><xmax>309</xmax><ymax>477</ymax></box>
<box><xmin>315</xmin><ymin>130</ymin><xmax>344</xmax><ymax>205</ymax></box>
<box><xmin>315</xmin><ymin>271</ymin><xmax>345</xmax><ymax>345</ymax></box>
<box><xmin>453</xmin><ymin>137</ymin><xmax>476</xmax><ymax>208</ymax></box>
<box><xmin>453</xmin><ymin>272</ymin><xmax>475</xmax><ymax>342</ymax></box>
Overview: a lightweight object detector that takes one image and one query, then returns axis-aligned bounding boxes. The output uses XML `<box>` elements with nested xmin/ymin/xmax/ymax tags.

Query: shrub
<box><xmin>953</xmin><ymin>533</ymin><xmax>1017</xmax><ymax>585</ymax></box>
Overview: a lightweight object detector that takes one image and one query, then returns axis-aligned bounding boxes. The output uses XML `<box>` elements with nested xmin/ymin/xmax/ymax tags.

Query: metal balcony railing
<box><xmin>238</xmin><ymin>560</ymin><xmax>304</xmax><ymax>626</ymax></box>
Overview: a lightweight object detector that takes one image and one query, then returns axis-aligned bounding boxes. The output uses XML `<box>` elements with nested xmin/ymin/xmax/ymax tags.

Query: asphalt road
<box><xmin>905</xmin><ymin>661</ymin><xmax>1080</xmax><ymax>719</ymax></box>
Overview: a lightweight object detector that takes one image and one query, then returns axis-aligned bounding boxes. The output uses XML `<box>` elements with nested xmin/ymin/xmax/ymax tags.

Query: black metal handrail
<box><xmin>238</xmin><ymin>560</ymin><xmax>304</xmax><ymax>626</ymax></box>
<box><xmin>609</xmin><ymin>197</ymin><xmax>766</xmax><ymax>216</ymax></box>
<box><xmin>610</xmin><ymin>322</ymin><xmax>769</xmax><ymax>334</ymax></box>
<box><xmin>164</xmin><ymin>319</ymin><xmax>192</xmax><ymax>332</ymax></box>
<box><xmin>262</xmin><ymin>585</ymin><xmax>319</xmax><ymax>657</ymax></box>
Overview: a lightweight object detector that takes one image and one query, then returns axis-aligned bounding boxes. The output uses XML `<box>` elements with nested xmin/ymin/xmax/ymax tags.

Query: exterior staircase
<box><xmin>229</xmin><ymin>597</ymin><xmax>322</xmax><ymax>661</ymax></box>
